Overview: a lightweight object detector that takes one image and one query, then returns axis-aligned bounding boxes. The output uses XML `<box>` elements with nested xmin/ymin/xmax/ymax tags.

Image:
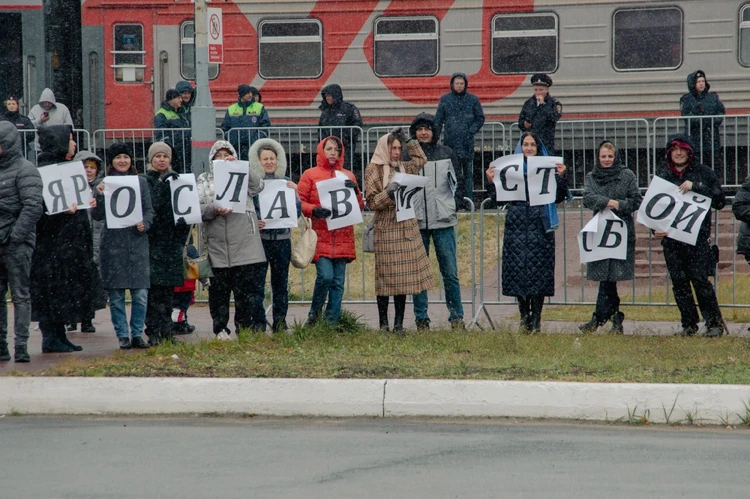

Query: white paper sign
<box><xmin>393</xmin><ymin>172</ymin><xmax>429</xmax><ymax>222</ymax></box>
<box><xmin>637</xmin><ymin>176</ymin><xmax>711</xmax><ymax>246</ymax></box>
<box><xmin>578</xmin><ymin>209</ymin><xmax>628</xmax><ymax>264</ymax></box>
<box><xmin>104</xmin><ymin>176</ymin><xmax>143</xmax><ymax>229</ymax></box>
<box><xmin>212</xmin><ymin>160</ymin><xmax>250</xmax><ymax>211</ymax></box>
<box><xmin>258</xmin><ymin>179</ymin><xmax>298</xmax><ymax>229</ymax></box>
<box><xmin>38</xmin><ymin>161</ymin><xmax>91</xmax><ymax>215</ymax></box>
<box><xmin>169</xmin><ymin>174</ymin><xmax>202</xmax><ymax>225</ymax></box>
<box><xmin>316</xmin><ymin>176</ymin><xmax>363</xmax><ymax>230</ymax></box>
<box><xmin>527</xmin><ymin>156</ymin><xmax>561</xmax><ymax>207</ymax></box>
<box><xmin>490</xmin><ymin>154</ymin><xmax>526</xmax><ymax>202</ymax></box>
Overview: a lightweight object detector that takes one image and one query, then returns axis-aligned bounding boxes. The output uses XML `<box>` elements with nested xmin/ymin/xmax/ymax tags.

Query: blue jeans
<box><xmin>309</xmin><ymin>257</ymin><xmax>347</xmax><ymax>324</ymax></box>
<box><xmin>413</xmin><ymin>227</ymin><xmax>463</xmax><ymax>323</ymax></box>
<box><xmin>457</xmin><ymin>156</ymin><xmax>474</xmax><ymax>202</ymax></box>
<box><xmin>108</xmin><ymin>288</ymin><xmax>148</xmax><ymax>339</ymax></box>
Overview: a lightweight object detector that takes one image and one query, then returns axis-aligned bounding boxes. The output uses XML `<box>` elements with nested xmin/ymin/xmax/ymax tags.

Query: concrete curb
<box><xmin>2</xmin><ymin>378</ymin><xmax>750</xmax><ymax>424</ymax></box>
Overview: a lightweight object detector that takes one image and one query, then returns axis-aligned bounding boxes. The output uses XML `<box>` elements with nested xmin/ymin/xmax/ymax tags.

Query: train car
<box><xmin>0</xmin><ymin>0</ymin><xmax>45</xmax><ymax>115</ymax></box>
<box><xmin>78</xmin><ymin>0</ymin><xmax>750</xmax><ymax>132</ymax></box>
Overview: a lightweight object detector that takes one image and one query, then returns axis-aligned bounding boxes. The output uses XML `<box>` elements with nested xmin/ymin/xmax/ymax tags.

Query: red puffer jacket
<box><xmin>298</xmin><ymin>136</ymin><xmax>364</xmax><ymax>261</ymax></box>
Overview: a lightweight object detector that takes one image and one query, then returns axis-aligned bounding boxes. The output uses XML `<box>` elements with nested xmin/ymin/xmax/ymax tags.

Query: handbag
<box><xmin>184</xmin><ymin>227</ymin><xmax>213</xmax><ymax>280</ymax></box>
<box><xmin>290</xmin><ymin>216</ymin><xmax>317</xmax><ymax>269</ymax></box>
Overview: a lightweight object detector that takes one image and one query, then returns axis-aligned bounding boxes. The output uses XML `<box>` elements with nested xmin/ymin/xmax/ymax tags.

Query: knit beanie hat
<box><xmin>165</xmin><ymin>88</ymin><xmax>181</xmax><ymax>101</ymax></box>
<box><xmin>148</xmin><ymin>141</ymin><xmax>173</xmax><ymax>163</ymax></box>
<box><xmin>106</xmin><ymin>142</ymin><xmax>134</xmax><ymax>166</ymax></box>
<box><xmin>238</xmin><ymin>84</ymin><xmax>253</xmax><ymax>99</ymax></box>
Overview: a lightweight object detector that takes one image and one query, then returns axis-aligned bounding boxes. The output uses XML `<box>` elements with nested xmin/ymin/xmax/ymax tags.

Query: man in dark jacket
<box><xmin>732</xmin><ymin>175</ymin><xmax>750</xmax><ymax>268</ymax></box>
<box><xmin>435</xmin><ymin>73</ymin><xmax>484</xmax><ymax>204</ymax></box>
<box><xmin>655</xmin><ymin>135</ymin><xmax>725</xmax><ymax>337</ymax></box>
<box><xmin>680</xmin><ymin>70</ymin><xmax>725</xmax><ymax>171</ymax></box>
<box><xmin>176</xmin><ymin>80</ymin><xmax>196</xmax><ymax>126</ymax></box>
<box><xmin>518</xmin><ymin>73</ymin><xmax>562</xmax><ymax>155</ymax></box>
<box><xmin>154</xmin><ymin>88</ymin><xmax>191</xmax><ymax>173</ymax></box>
<box><xmin>405</xmin><ymin>113</ymin><xmax>465</xmax><ymax>330</ymax></box>
<box><xmin>1</xmin><ymin>95</ymin><xmax>35</xmax><ymax>160</ymax></box>
<box><xmin>0</xmin><ymin>122</ymin><xmax>43</xmax><ymax>362</ymax></box>
<box><xmin>318</xmin><ymin>84</ymin><xmax>362</xmax><ymax>178</ymax></box>
<box><xmin>221</xmin><ymin>84</ymin><xmax>271</xmax><ymax>161</ymax></box>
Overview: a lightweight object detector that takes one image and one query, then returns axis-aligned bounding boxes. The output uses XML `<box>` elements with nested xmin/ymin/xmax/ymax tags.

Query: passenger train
<box><xmin>3</xmin><ymin>0</ymin><xmax>750</xmax><ymax>132</ymax></box>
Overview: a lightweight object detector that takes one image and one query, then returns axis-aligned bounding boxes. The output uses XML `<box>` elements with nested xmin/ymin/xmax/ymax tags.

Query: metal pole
<box><xmin>191</xmin><ymin>0</ymin><xmax>217</xmax><ymax>176</ymax></box>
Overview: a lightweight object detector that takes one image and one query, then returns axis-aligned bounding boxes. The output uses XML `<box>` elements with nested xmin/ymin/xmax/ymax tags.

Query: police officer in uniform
<box><xmin>518</xmin><ymin>73</ymin><xmax>563</xmax><ymax>154</ymax></box>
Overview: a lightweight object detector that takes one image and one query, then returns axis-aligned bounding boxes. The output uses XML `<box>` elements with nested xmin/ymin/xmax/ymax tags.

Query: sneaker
<box><xmin>415</xmin><ymin>319</ymin><xmax>430</xmax><ymax>331</ymax></box>
<box><xmin>216</xmin><ymin>331</ymin><xmax>231</xmax><ymax>341</ymax></box>
<box><xmin>131</xmin><ymin>336</ymin><xmax>149</xmax><ymax>349</ymax></box>
<box><xmin>676</xmin><ymin>326</ymin><xmax>698</xmax><ymax>337</ymax></box>
<box><xmin>80</xmin><ymin>321</ymin><xmax>96</xmax><ymax>333</ymax></box>
<box><xmin>118</xmin><ymin>337</ymin><xmax>132</xmax><ymax>349</ymax></box>
<box><xmin>702</xmin><ymin>326</ymin><xmax>723</xmax><ymax>338</ymax></box>
<box><xmin>14</xmin><ymin>345</ymin><xmax>30</xmax><ymax>363</ymax></box>
<box><xmin>450</xmin><ymin>320</ymin><xmax>466</xmax><ymax>330</ymax></box>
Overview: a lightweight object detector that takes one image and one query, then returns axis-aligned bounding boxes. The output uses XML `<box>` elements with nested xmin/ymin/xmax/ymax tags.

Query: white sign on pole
<box><xmin>212</xmin><ymin>160</ymin><xmax>250</xmax><ymax>212</ymax></box>
<box><xmin>527</xmin><ymin>156</ymin><xmax>561</xmax><ymax>207</ymax></box>
<box><xmin>38</xmin><ymin>161</ymin><xmax>91</xmax><ymax>215</ymax></box>
<box><xmin>104</xmin><ymin>176</ymin><xmax>143</xmax><ymax>229</ymax></box>
<box><xmin>490</xmin><ymin>154</ymin><xmax>526</xmax><ymax>202</ymax></box>
<box><xmin>258</xmin><ymin>179</ymin><xmax>298</xmax><ymax>229</ymax></box>
<box><xmin>393</xmin><ymin>172</ymin><xmax>429</xmax><ymax>222</ymax></box>
<box><xmin>637</xmin><ymin>176</ymin><xmax>711</xmax><ymax>246</ymax></box>
<box><xmin>578</xmin><ymin>209</ymin><xmax>628</xmax><ymax>264</ymax></box>
<box><xmin>208</xmin><ymin>7</ymin><xmax>223</xmax><ymax>63</ymax></box>
<box><xmin>169</xmin><ymin>174</ymin><xmax>202</xmax><ymax>225</ymax></box>
<box><xmin>316</xmin><ymin>176</ymin><xmax>363</xmax><ymax>230</ymax></box>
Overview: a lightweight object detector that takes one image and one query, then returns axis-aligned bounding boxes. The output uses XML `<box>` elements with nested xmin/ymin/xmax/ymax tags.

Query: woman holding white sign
<box><xmin>579</xmin><ymin>141</ymin><xmax>642</xmax><ymax>334</ymax></box>
<box><xmin>365</xmin><ymin>129</ymin><xmax>433</xmax><ymax>335</ymax></box>
<box><xmin>251</xmin><ymin>138</ymin><xmax>299</xmax><ymax>332</ymax></box>
<box><xmin>485</xmin><ymin>131</ymin><xmax>568</xmax><ymax>333</ymax></box>
<box><xmin>93</xmin><ymin>142</ymin><xmax>154</xmax><ymax>350</ymax></box>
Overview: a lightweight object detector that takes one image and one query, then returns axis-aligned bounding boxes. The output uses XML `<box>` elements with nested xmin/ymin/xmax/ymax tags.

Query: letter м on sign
<box><xmin>208</xmin><ymin>7</ymin><xmax>223</xmax><ymax>64</ymax></box>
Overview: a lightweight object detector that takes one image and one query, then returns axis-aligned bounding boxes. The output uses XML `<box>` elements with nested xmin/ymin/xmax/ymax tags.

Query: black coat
<box><xmin>145</xmin><ymin>170</ymin><xmax>190</xmax><ymax>287</ymax></box>
<box><xmin>518</xmin><ymin>94</ymin><xmax>562</xmax><ymax>154</ymax></box>
<box><xmin>0</xmin><ymin>110</ymin><xmax>35</xmax><ymax>156</ymax></box>
<box><xmin>680</xmin><ymin>71</ymin><xmax>725</xmax><ymax>153</ymax></box>
<box><xmin>732</xmin><ymin>176</ymin><xmax>750</xmax><ymax>256</ymax></box>
<box><xmin>30</xmin><ymin>125</ymin><xmax>99</xmax><ymax>323</ymax></box>
<box><xmin>434</xmin><ymin>73</ymin><xmax>485</xmax><ymax>159</ymax></box>
<box><xmin>501</xmin><ymin>162</ymin><xmax>568</xmax><ymax>298</ymax></box>
<box><xmin>318</xmin><ymin>84</ymin><xmax>362</xmax><ymax>154</ymax></box>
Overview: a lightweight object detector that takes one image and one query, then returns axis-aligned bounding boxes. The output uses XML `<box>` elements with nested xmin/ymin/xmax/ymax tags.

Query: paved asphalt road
<box><xmin>1</xmin><ymin>417</ymin><xmax>748</xmax><ymax>498</ymax></box>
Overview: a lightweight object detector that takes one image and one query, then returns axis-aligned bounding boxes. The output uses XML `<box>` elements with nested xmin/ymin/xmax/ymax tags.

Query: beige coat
<box><xmin>365</xmin><ymin>136</ymin><xmax>433</xmax><ymax>296</ymax></box>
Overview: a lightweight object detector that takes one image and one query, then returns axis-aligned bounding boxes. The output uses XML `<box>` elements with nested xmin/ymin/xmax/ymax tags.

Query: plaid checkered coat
<box><xmin>365</xmin><ymin>137</ymin><xmax>434</xmax><ymax>296</ymax></box>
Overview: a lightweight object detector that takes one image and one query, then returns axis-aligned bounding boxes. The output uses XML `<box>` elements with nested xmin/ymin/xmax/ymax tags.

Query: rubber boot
<box><xmin>0</xmin><ymin>342</ymin><xmax>9</xmax><ymax>361</ymax></box>
<box><xmin>377</xmin><ymin>295</ymin><xmax>390</xmax><ymax>332</ymax></box>
<box><xmin>14</xmin><ymin>345</ymin><xmax>30</xmax><ymax>363</ymax></box>
<box><xmin>579</xmin><ymin>313</ymin><xmax>604</xmax><ymax>334</ymax></box>
<box><xmin>530</xmin><ymin>296</ymin><xmax>544</xmax><ymax>333</ymax></box>
<box><xmin>57</xmin><ymin>325</ymin><xmax>82</xmax><ymax>351</ymax></box>
<box><xmin>610</xmin><ymin>311</ymin><xmax>625</xmax><ymax>334</ymax></box>
<box><xmin>518</xmin><ymin>298</ymin><xmax>532</xmax><ymax>332</ymax></box>
<box><xmin>393</xmin><ymin>295</ymin><xmax>406</xmax><ymax>336</ymax></box>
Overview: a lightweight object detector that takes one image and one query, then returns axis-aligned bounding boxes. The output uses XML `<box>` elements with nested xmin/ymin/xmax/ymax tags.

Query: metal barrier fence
<box><xmin>20</xmin><ymin>129</ymin><xmax>91</xmax><ymax>165</ymax></box>
<box><xmin>508</xmin><ymin>119</ymin><xmax>651</xmax><ymax>191</ymax></box>
<box><xmin>652</xmin><ymin>115</ymin><xmax>750</xmax><ymax>188</ymax></box>
<box><xmin>92</xmin><ymin>128</ymin><xmax>224</xmax><ymax>174</ymax></box>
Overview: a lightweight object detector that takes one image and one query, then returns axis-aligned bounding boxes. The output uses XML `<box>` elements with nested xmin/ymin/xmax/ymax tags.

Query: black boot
<box><xmin>0</xmin><ymin>342</ymin><xmax>9</xmax><ymax>361</ymax></box>
<box><xmin>530</xmin><ymin>296</ymin><xmax>544</xmax><ymax>333</ymax></box>
<box><xmin>41</xmin><ymin>328</ymin><xmax>75</xmax><ymax>353</ymax></box>
<box><xmin>377</xmin><ymin>295</ymin><xmax>390</xmax><ymax>332</ymax></box>
<box><xmin>610</xmin><ymin>312</ymin><xmax>625</xmax><ymax>334</ymax></box>
<box><xmin>518</xmin><ymin>298</ymin><xmax>532</xmax><ymax>332</ymax></box>
<box><xmin>393</xmin><ymin>295</ymin><xmax>406</xmax><ymax>336</ymax></box>
<box><xmin>147</xmin><ymin>329</ymin><xmax>163</xmax><ymax>347</ymax></box>
<box><xmin>14</xmin><ymin>345</ymin><xmax>30</xmax><ymax>363</ymax></box>
<box><xmin>80</xmin><ymin>320</ymin><xmax>96</xmax><ymax>333</ymax></box>
<box><xmin>58</xmin><ymin>326</ymin><xmax>82</xmax><ymax>352</ymax></box>
<box><xmin>579</xmin><ymin>313</ymin><xmax>605</xmax><ymax>334</ymax></box>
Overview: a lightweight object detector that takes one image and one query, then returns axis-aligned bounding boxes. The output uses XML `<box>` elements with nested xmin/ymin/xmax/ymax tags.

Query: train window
<box><xmin>180</xmin><ymin>22</ymin><xmax>220</xmax><ymax>80</ymax></box>
<box><xmin>740</xmin><ymin>5</ymin><xmax>750</xmax><ymax>66</ymax></box>
<box><xmin>613</xmin><ymin>8</ymin><xmax>682</xmax><ymax>71</ymax></box>
<box><xmin>112</xmin><ymin>24</ymin><xmax>145</xmax><ymax>83</ymax></box>
<box><xmin>374</xmin><ymin>17</ymin><xmax>439</xmax><ymax>77</ymax></box>
<box><xmin>258</xmin><ymin>20</ymin><xmax>322</xmax><ymax>79</ymax></box>
<box><xmin>491</xmin><ymin>13</ymin><xmax>558</xmax><ymax>74</ymax></box>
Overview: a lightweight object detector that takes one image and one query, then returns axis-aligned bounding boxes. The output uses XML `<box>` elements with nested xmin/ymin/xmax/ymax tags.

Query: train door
<box><xmin>0</xmin><ymin>13</ymin><xmax>24</xmax><ymax>105</ymax></box>
<box><xmin>103</xmin><ymin>10</ymin><xmax>155</xmax><ymax>129</ymax></box>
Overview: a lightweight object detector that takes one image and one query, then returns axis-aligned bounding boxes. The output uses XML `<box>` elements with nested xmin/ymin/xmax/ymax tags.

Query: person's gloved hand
<box><xmin>312</xmin><ymin>207</ymin><xmax>332</xmax><ymax>218</ymax></box>
<box><xmin>160</xmin><ymin>171</ymin><xmax>179</xmax><ymax>183</ymax></box>
<box><xmin>344</xmin><ymin>179</ymin><xmax>358</xmax><ymax>191</ymax></box>
<box><xmin>175</xmin><ymin>217</ymin><xmax>188</xmax><ymax>229</ymax></box>
<box><xmin>386</xmin><ymin>182</ymin><xmax>401</xmax><ymax>199</ymax></box>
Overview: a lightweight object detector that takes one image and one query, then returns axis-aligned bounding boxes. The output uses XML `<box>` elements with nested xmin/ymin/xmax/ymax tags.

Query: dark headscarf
<box><xmin>592</xmin><ymin>140</ymin><xmax>624</xmax><ymax>184</ymax></box>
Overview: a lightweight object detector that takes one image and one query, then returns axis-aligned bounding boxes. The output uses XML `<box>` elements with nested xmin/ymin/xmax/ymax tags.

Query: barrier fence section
<box><xmin>508</xmin><ymin>118</ymin><xmax>651</xmax><ymax>191</ymax></box>
<box><xmin>20</xmin><ymin>129</ymin><xmax>91</xmax><ymax>166</ymax></box>
<box><xmin>652</xmin><ymin>114</ymin><xmax>750</xmax><ymax>188</ymax></box>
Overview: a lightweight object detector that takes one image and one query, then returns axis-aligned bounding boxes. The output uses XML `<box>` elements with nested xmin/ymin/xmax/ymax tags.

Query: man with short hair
<box><xmin>655</xmin><ymin>135</ymin><xmax>725</xmax><ymax>337</ymax></box>
<box><xmin>518</xmin><ymin>73</ymin><xmax>562</xmax><ymax>154</ymax></box>
<box><xmin>406</xmin><ymin>113</ymin><xmax>465</xmax><ymax>330</ymax></box>
<box><xmin>435</xmin><ymin>73</ymin><xmax>484</xmax><ymax>205</ymax></box>
<box><xmin>155</xmin><ymin>88</ymin><xmax>191</xmax><ymax>172</ymax></box>
<box><xmin>0</xmin><ymin>122</ymin><xmax>43</xmax><ymax>362</ymax></box>
<box><xmin>221</xmin><ymin>84</ymin><xmax>271</xmax><ymax>161</ymax></box>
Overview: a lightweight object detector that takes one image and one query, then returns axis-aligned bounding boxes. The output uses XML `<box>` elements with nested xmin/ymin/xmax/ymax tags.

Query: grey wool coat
<box><xmin>582</xmin><ymin>152</ymin><xmax>642</xmax><ymax>282</ymax></box>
